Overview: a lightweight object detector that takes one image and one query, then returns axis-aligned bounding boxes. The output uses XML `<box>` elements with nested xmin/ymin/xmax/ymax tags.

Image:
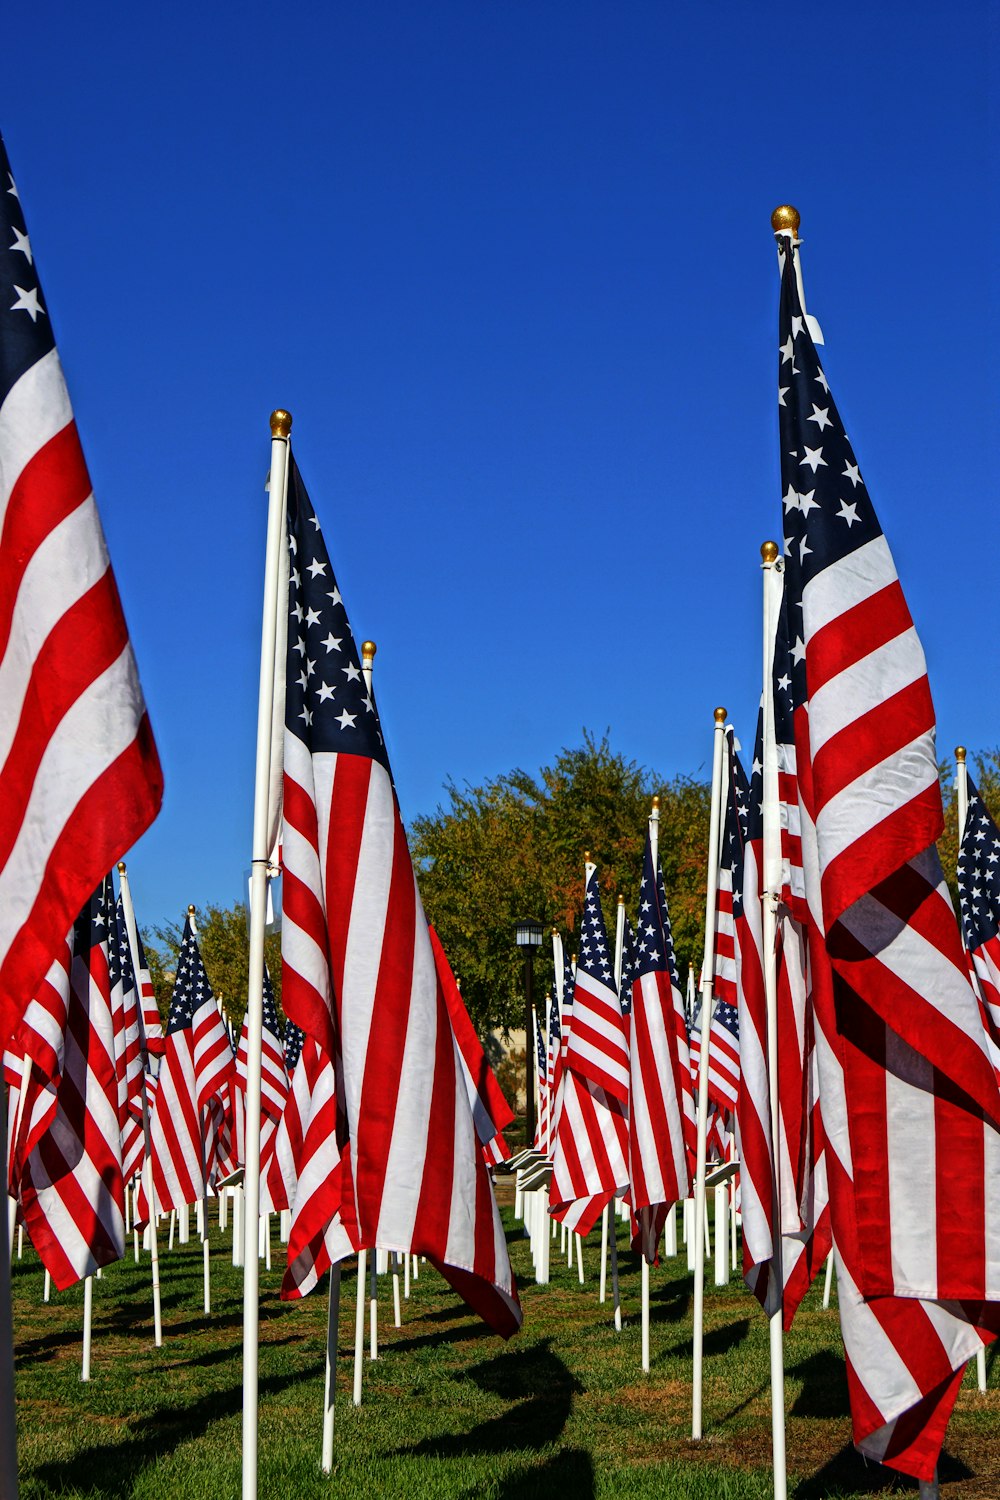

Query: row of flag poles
<box><xmin>2</xmin><ymin>108</ymin><xmax>1000</xmax><ymax>1500</ymax></box>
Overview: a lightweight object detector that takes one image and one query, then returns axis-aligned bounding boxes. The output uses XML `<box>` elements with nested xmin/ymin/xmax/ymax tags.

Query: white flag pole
<box><xmin>0</xmin><ymin>1084</ymin><xmax>18</xmax><ymax>1498</ymax></box>
<box><xmin>955</xmin><ymin>747</ymin><xmax>987</xmax><ymax>1395</ymax></box>
<box><xmin>80</xmin><ymin>1275</ymin><xmax>93</xmax><ymax>1382</ymax></box>
<box><xmin>116</xmin><ymin>861</ymin><xmax>164</xmax><ymax>1345</ymax></box>
<box><xmin>321</xmin><ymin>1263</ymin><xmax>342</xmax><ymax>1473</ymax></box>
<box><xmin>242</xmin><ymin>409</ymin><xmax>292</xmax><ymax>1500</ymax></box>
<box><xmin>639</xmin><ymin>795</ymin><xmax>662</xmax><ymax>1371</ymax></box>
<box><xmin>760</xmin><ymin>539</ymin><xmax>788</xmax><ymax>1500</ymax></box>
<box><xmin>353</xmin><ymin>1251</ymin><xmax>366</xmax><ymax>1405</ymax></box>
<box><xmin>692</xmin><ymin>707</ymin><xmax>728</xmax><ymax>1441</ymax></box>
<box><xmin>609</xmin><ymin>894</ymin><xmax>625</xmax><ymax>1331</ymax></box>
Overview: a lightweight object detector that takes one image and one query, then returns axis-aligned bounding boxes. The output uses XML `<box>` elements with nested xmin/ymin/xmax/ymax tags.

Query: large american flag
<box><xmin>143</xmin><ymin>915</ymin><xmax>235</xmax><ymax>1214</ymax></box>
<box><xmin>774</xmin><ymin>233</ymin><xmax>1000</xmax><ymax>1480</ymax></box>
<box><xmin>0</xmin><ymin>134</ymin><xmax>161</xmax><ymax>1050</ymax></box>
<box><xmin>277</xmin><ymin>457</ymin><xmax>519</xmax><ymax>1336</ymax></box>
<box><xmin>8</xmin><ymin>884</ymin><xmax>124</xmax><ymax>1288</ymax></box>
<box><xmin>627</xmin><ymin>824</ymin><xmax>693</xmax><ymax>1261</ymax></box>
<box><xmin>549</xmin><ymin>866</ymin><xmax>629</xmax><ymax>1235</ymax></box>
<box><xmin>957</xmin><ymin>774</ymin><xmax>1000</xmax><ymax>1049</ymax></box>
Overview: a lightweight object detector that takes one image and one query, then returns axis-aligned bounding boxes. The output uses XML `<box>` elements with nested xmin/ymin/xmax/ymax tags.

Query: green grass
<box><xmin>9</xmin><ymin>1203</ymin><xmax>998</xmax><ymax>1498</ymax></box>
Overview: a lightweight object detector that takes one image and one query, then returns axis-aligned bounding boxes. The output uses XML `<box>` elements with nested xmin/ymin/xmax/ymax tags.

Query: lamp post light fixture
<box><xmin>514</xmin><ymin>917</ymin><xmax>544</xmax><ymax>1143</ymax></box>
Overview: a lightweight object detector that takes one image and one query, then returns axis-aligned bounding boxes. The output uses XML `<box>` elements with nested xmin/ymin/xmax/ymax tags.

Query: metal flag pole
<box><xmin>760</xmin><ymin>539</ymin><xmax>788</xmax><ymax>1500</ymax></box>
<box><xmin>242</xmin><ymin>409</ymin><xmax>292</xmax><ymax>1500</ymax></box>
<box><xmin>320</xmin><ymin>1264</ymin><xmax>343</xmax><ymax>1474</ymax></box>
<box><xmin>955</xmin><ymin>746</ymin><xmax>988</xmax><ymax>1394</ymax></box>
<box><xmin>0</xmin><ymin>1081</ymin><xmax>18</xmax><ymax>1499</ymax></box>
<box><xmin>692</xmin><ymin>707</ymin><xmax>729</xmax><ymax>1440</ymax></box>
<box><xmin>609</xmin><ymin>894</ymin><xmax>625</xmax><ymax>1332</ymax></box>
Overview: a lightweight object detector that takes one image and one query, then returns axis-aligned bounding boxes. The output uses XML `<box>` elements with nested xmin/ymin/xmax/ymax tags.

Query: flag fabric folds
<box><xmin>0</xmin><ymin>134</ymin><xmax>162</xmax><ymax>1050</ymax></box>
<box><xmin>277</xmin><ymin>457</ymin><xmax>520</xmax><ymax>1336</ymax></box>
<box><xmin>143</xmin><ymin>915</ymin><xmax>234</xmax><ymax>1215</ymax></box>
<box><xmin>773</xmin><ymin>237</ymin><xmax>1000</xmax><ymax>1480</ymax></box>
<box><xmin>8</xmin><ymin>884</ymin><xmax>124</xmax><ymax>1288</ymax></box>
<box><xmin>549</xmin><ymin>866</ymin><xmax>629</xmax><ymax>1235</ymax></box>
<box><xmin>627</xmin><ymin>827</ymin><xmax>693</xmax><ymax>1260</ymax></box>
<box><xmin>429</xmin><ymin>925</ymin><xmax>514</xmax><ymax>1162</ymax></box>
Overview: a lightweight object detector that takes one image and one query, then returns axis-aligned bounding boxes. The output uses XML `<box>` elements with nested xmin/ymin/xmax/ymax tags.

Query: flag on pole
<box><xmin>774</xmin><ymin>230</ymin><xmax>1000</xmax><ymax>1480</ymax></box>
<box><xmin>277</xmin><ymin>457</ymin><xmax>520</xmax><ymax>1335</ymax></box>
<box><xmin>8</xmin><ymin>884</ymin><xmax>124</xmax><ymax>1288</ymax></box>
<box><xmin>143</xmin><ymin>915</ymin><xmax>234</xmax><ymax>1214</ymax></box>
<box><xmin>628</xmin><ymin>827</ymin><xmax>693</xmax><ymax>1259</ymax></box>
<box><xmin>956</xmin><ymin>774</ymin><xmax>1000</xmax><ymax>1048</ymax></box>
<box><xmin>549</xmin><ymin>866</ymin><xmax>629</xmax><ymax>1235</ymax></box>
<box><xmin>0</xmin><ymin>134</ymin><xmax>162</xmax><ymax>1049</ymax></box>
<box><xmin>109</xmin><ymin>885</ymin><xmax>146</xmax><ymax>1184</ymax></box>
<box><xmin>429</xmin><ymin>926</ymin><xmax>514</xmax><ymax>1162</ymax></box>
<box><xmin>236</xmin><ymin>964</ymin><xmax>288</xmax><ymax>1181</ymax></box>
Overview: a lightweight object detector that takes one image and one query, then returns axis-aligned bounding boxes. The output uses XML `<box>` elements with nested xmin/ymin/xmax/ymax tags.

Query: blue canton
<box><xmin>958</xmin><ymin>777</ymin><xmax>1000</xmax><ymax>951</ymax></box>
<box><xmin>0</xmin><ymin>136</ymin><xmax>55</xmax><ymax>410</ymax></box>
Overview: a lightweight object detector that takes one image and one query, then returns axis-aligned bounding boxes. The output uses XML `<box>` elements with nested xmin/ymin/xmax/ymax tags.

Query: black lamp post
<box><xmin>514</xmin><ymin>917</ymin><xmax>544</xmax><ymax>1142</ymax></box>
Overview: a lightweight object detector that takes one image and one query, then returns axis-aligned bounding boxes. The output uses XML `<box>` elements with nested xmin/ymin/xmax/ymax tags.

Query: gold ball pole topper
<box><xmin>761</xmin><ymin>540</ymin><xmax>780</xmax><ymax>564</ymax></box>
<box><xmin>771</xmin><ymin>204</ymin><xmax>801</xmax><ymax>236</ymax></box>
<box><xmin>617</xmin><ymin>894</ymin><xmax>624</xmax><ymax>906</ymax></box>
<box><xmin>361</xmin><ymin>641</ymin><xmax>377</xmax><ymax>668</ymax></box>
<box><xmin>117</xmin><ymin>860</ymin><xmax>126</xmax><ymax>874</ymax></box>
<box><xmin>714</xmin><ymin>707</ymin><xmax>727</xmax><ymax>725</ymax></box>
<box><xmin>651</xmin><ymin>794</ymin><xmax>660</xmax><ymax>810</ymax></box>
<box><xmin>584</xmin><ymin>850</ymin><xmax>591</xmax><ymax>864</ymax></box>
<box><xmin>956</xmin><ymin>746</ymin><xmax>967</xmax><ymax>763</ymax></box>
<box><xmin>270</xmin><ymin>409</ymin><xmax>292</xmax><ymax>438</ymax></box>
<box><xmin>188</xmin><ymin>904</ymin><xmax>196</xmax><ymax>916</ymax></box>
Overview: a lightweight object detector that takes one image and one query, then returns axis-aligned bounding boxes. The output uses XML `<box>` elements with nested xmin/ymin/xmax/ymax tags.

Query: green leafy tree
<box><xmin>145</xmin><ymin>902</ymin><xmax>282</xmax><ymax>1032</ymax></box>
<box><xmin>410</xmin><ymin>732</ymin><xmax>711</xmax><ymax>1036</ymax></box>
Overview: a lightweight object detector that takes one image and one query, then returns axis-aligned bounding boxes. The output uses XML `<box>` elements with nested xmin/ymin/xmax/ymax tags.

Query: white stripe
<box><xmin>0</xmin><ymin>644</ymin><xmax>147</xmax><ymax>958</ymax></box>
<box><xmin>0</xmin><ymin>349</ymin><xmax>73</xmax><ymax>516</ymax></box>
<box><xmin>808</xmin><ymin>627</ymin><xmax>927</xmax><ymax>758</ymax></box>
<box><xmin>814</xmin><ymin>729</ymin><xmax>938</xmax><ymax>873</ymax></box>
<box><xmin>800</xmin><ymin>533</ymin><xmax>898</xmax><ymax>637</ymax></box>
<box><xmin>884</xmin><ymin>1028</ymin><xmax>938</xmax><ymax>1293</ymax></box>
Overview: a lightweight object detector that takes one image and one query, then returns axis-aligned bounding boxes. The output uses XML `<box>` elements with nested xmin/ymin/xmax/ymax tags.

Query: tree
<box><xmin>145</xmin><ymin>902</ymin><xmax>283</xmax><ymax>1032</ymax></box>
<box><xmin>410</xmin><ymin>732</ymin><xmax>711</xmax><ymax>1036</ymax></box>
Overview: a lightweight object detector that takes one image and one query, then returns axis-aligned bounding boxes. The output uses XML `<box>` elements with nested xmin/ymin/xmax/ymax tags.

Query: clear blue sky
<box><xmin>5</xmin><ymin>1</ymin><xmax>996</xmax><ymax>933</ymax></box>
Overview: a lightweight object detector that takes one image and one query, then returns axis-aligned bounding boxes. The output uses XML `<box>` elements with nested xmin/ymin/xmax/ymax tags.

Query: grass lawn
<box><xmin>9</xmin><ymin>1198</ymin><xmax>998</xmax><ymax>1499</ymax></box>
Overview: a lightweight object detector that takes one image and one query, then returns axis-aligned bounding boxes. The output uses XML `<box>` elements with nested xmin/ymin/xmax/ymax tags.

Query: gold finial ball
<box><xmin>771</xmin><ymin>204</ymin><xmax>801</xmax><ymax>235</ymax></box>
<box><xmin>652</xmin><ymin>794</ymin><xmax>660</xmax><ymax>809</ymax></box>
<box><xmin>270</xmin><ymin>409</ymin><xmax>292</xmax><ymax>438</ymax></box>
<box><xmin>956</xmin><ymin>745</ymin><xmax>967</xmax><ymax>763</ymax></box>
<box><xmin>117</xmin><ymin>860</ymin><xmax>126</xmax><ymax>874</ymax></box>
<box><xmin>188</xmin><ymin>904</ymin><xmax>196</xmax><ymax>915</ymax></box>
<box><xmin>714</xmin><ymin>707</ymin><xmax>727</xmax><ymax>724</ymax></box>
<box><xmin>761</xmin><ymin>540</ymin><xmax>780</xmax><ymax>563</ymax></box>
<box><xmin>361</xmin><ymin>640</ymin><xmax>377</xmax><ymax>664</ymax></box>
<box><xmin>584</xmin><ymin>849</ymin><xmax>591</xmax><ymax>863</ymax></box>
<box><xmin>617</xmin><ymin>893</ymin><xmax>624</xmax><ymax>906</ymax></box>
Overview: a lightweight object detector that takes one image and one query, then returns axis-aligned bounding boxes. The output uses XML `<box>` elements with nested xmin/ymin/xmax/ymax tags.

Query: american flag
<box><xmin>143</xmin><ymin>915</ymin><xmax>235</xmax><ymax>1214</ymax></box>
<box><xmin>544</xmin><ymin>974</ymin><xmax>563</xmax><ymax>1149</ymax></box>
<box><xmin>236</xmin><ymin>964</ymin><xmax>288</xmax><ymax>1187</ymax></box>
<box><xmin>957</xmin><ymin>774</ymin><xmax>1000</xmax><ymax>1048</ymax></box>
<box><xmin>549</xmin><ymin>866</ymin><xmax>629</xmax><ymax>1235</ymax></box>
<box><xmin>534</xmin><ymin>1008</ymin><xmax>549</xmax><ymax>1152</ymax></box>
<box><xmin>277</xmin><ymin>457</ymin><xmax>520</xmax><ymax>1335</ymax></box>
<box><xmin>628</xmin><ymin>824</ymin><xmax>694</xmax><ymax>1260</ymax></box>
<box><xmin>429</xmin><ymin>925</ymin><xmax>514</xmax><ymax>1162</ymax></box>
<box><xmin>130</xmin><ymin>920</ymin><xmax>165</xmax><ymax>1058</ymax></box>
<box><xmin>0</xmin><ymin>134</ymin><xmax>162</xmax><ymax>1049</ymax></box>
<box><xmin>561</xmin><ymin>866</ymin><xmax>629</xmax><ymax>1102</ymax></box>
<box><xmin>734</xmin><ymin>706</ymin><xmax>830</xmax><ymax>1327</ymax></box>
<box><xmin>705</xmin><ymin>735</ymin><xmax>746</xmax><ymax>1113</ymax></box>
<box><xmin>774</xmin><ymin>232</ymin><xmax>1000</xmax><ymax>1480</ymax></box>
<box><xmin>109</xmin><ymin>884</ymin><xmax>146</xmax><ymax>1184</ymax></box>
<box><xmin>8</xmin><ymin>885</ymin><xmax>124</xmax><ymax>1288</ymax></box>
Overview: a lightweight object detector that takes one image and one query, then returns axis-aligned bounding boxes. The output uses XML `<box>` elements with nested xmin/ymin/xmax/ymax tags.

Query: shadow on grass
<box><xmin>460</xmin><ymin>1446</ymin><xmax>595</xmax><ymax>1498</ymax></box>
<box><xmin>788</xmin><ymin>1350</ymin><xmax>851</xmax><ymax>1420</ymax></box>
<box><xmin>665</xmin><ymin>1317</ymin><xmax>750</xmax><ymax>1360</ymax></box>
<box><xmin>649</xmin><ymin>1278</ymin><xmax>691</xmax><ymax>1325</ymax></box>
<box><xmin>28</xmin><ymin>1363</ymin><xmax>324</xmax><ymax>1497</ymax></box>
<box><xmin>384</xmin><ymin>1321</ymin><xmax>496</xmax><ymax>1356</ymax></box>
<box><xmin>399</xmin><ymin>1340</ymin><xmax>581</xmax><ymax>1459</ymax></box>
<box><xmin>794</xmin><ymin>1444</ymin><xmax>972</xmax><ymax>1497</ymax></box>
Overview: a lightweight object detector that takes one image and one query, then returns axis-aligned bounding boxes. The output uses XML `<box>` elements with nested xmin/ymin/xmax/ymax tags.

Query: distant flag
<box><xmin>236</xmin><ymin>965</ymin><xmax>288</xmax><ymax>1179</ymax></box>
<box><xmin>276</xmin><ymin>457</ymin><xmax>520</xmax><ymax>1334</ymax></box>
<box><xmin>628</xmin><ymin>825</ymin><xmax>693</xmax><ymax>1260</ymax></box>
<box><xmin>142</xmin><ymin>915</ymin><xmax>234</xmax><ymax>1215</ymax></box>
<box><xmin>0</xmin><ymin>133</ymin><xmax>162</xmax><ymax>1049</ymax></box>
<box><xmin>8</xmin><ymin>884</ymin><xmax>124</xmax><ymax>1288</ymax></box>
<box><xmin>705</xmin><ymin>736</ymin><xmax>745</xmax><ymax>1113</ymax></box>
<box><xmin>772</xmin><ymin>228</ymin><xmax>1000</xmax><ymax>1479</ymax></box>
<box><xmin>549</xmin><ymin>866</ymin><xmax>629</xmax><ymax>1235</ymax></box>
<box><xmin>131</xmin><ymin>922</ymin><xmax>164</xmax><ymax>1058</ymax></box>
<box><xmin>109</xmin><ymin>885</ymin><xmax>145</xmax><ymax>1185</ymax></box>
<box><xmin>534</xmin><ymin>1008</ymin><xmax>549</xmax><ymax>1153</ymax></box>
<box><xmin>956</xmin><ymin>774</ymin><xmax>1000</xmax><ymax>1049</ymax></box>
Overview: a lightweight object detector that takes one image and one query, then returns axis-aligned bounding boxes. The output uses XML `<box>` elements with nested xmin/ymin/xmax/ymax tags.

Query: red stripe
<box><xmin>806</xmin><ymin>581</ymin><xmax>914</xmax><ymax>697</ymax></box>
<box><xmin>811</xmin><ymin>676</ymin><xmax>936</xmax><ymax>817</ymax></box>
